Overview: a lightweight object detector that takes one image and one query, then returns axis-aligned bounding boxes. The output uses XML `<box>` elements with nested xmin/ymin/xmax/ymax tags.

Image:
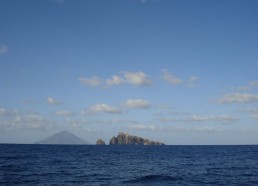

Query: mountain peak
<box><xmin>36</xmin><ymin>130</ymin><xmax>88</xmax><ymax>145</ymax></box>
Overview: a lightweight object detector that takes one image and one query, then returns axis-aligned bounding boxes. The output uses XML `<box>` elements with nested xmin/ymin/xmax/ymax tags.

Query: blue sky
<box><xmin>0</xmin><ymin>0</ymin><xmax>258</xmax><ymax>144</ymax></box>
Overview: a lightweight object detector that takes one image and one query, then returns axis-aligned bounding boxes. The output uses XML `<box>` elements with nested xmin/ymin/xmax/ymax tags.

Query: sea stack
<box><xmin>96</xmin><ymin>139</ymin><xmax>105</xmax><ymax>145</ymax></box>
<box><xmin>109</xmin><ymin>132</ymin><xmax>165</xmax><ymax>145</ymax></box>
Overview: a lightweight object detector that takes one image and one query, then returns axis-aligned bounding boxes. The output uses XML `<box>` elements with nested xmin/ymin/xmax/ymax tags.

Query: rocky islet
<box><xmin>109</xmin><ymin>132</ymin><xmax>165</xmax><ymax>145</ymax></box>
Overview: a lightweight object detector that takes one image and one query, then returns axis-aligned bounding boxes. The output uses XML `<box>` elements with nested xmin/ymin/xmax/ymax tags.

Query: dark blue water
<box><xmin>0</xmin><ymin>145</ymin><xmax>258</xmax><ymax>185</ymax></box>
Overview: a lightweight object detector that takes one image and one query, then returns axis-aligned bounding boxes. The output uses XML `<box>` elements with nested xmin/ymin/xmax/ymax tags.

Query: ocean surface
<box><xmin>0</xmin><ymin>145</ymin><xmax>258</xmax><ymax>185</ymax></box>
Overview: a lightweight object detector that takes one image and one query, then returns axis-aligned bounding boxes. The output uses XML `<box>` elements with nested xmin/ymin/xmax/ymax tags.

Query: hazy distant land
<box><xmin>35</xmin><ymin>131</ymin><xmax>165</xmax><ymax>145</ymax></box>
<box><xmin>35</xmin><ymin>131</ymin><xmax>88</xmax><ymax>145</ymax></box>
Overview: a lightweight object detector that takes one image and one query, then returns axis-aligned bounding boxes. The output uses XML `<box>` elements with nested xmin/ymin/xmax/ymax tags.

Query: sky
<box><xmin>0</xmin><ymin>0</ymin><xmax>258</xmax><ymax>145</ymax></box>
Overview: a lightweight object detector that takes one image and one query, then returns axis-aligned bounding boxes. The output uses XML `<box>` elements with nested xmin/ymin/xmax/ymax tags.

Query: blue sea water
<box><xmin>0</xmin><ymin>145</ymin><xmax>258</xmax><ymax>185</ymax></box>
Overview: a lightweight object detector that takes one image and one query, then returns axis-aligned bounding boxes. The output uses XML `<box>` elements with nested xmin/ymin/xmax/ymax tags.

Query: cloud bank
<box><xmin>47</xmin><ymin>97</ymin><xmax>63</xmax><ymax>105</ymax></box>
<box><xmin>219</xmin><ymin>93</ymin><xmax>258</xmax><ymax>104</ymax></box>
<box><xmin>124</xmin><ymin>99</ymin><xmax>151</xmax><ymax>109</ymax></box>
<box><xmin>81</xmin><ymin>104</ymin><xmax>122</xmax><ymax>115</ymax></box>
<box><xmin>161</xmin><ymin>70</ymin><xmax>199</xmax><ymax>87</ymax></box>
<box><xmin>162</xmin><ymin>70</ymin><xmax>183</xmax><ymax>85</ymax></box>
<box><xmin>106</xmin><ymin>75</ymin><xmax>124</xmax><ymax>86</ymax></box>
<box><xmin>54</xmin><ymin>110</ymin><xmax>75</xmax><ymax>116</ymax></box>
<box><xmin>78</xmin><ymin>76</ymin><xmax>102</xmax><ymax>87</ymax></box>
<box><xmin>79</xmin><ymin>71</ymin><xmax>152</xmax><ymax>87</ymax></box>
<box><xmin>123</xmin><ymin>72</ymin><xmax>152</xmax><ymax>86</ymax></box>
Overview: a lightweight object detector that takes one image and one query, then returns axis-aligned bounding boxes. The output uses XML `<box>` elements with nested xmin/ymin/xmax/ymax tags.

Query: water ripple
<box><xmin>0</xmin><ymin>145</ymin><xmax>257</xmax><ymax>185</ymax></box>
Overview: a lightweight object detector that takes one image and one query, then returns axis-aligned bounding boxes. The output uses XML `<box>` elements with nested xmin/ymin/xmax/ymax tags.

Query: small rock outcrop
<box><xmin>96</xmin><ymin>139</ymin><xmax>105</xmax><ymax>145</ymax></box>
<box><xmin>109</xmin><ymin>132</ymin><xmax>165</xmax><ymax>145</ymax></box>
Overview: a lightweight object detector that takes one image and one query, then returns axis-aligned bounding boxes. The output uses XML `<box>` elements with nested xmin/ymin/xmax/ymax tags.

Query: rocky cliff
<box><xmin>96</xmin><ymin>139</ymin><xmax>105</xmax><ymax>145</ymax></box>
<box><xmin>109</xmin><ymin>132</ymin><xmax>165</xmax><ymax>145</ymax></box>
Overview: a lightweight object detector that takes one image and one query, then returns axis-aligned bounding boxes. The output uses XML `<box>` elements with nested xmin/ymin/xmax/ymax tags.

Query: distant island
<box><xmin>35</xmin><ymin>131</ymin><xmax>88</xmax><ymax>145</ymax></box>
<box><xmin>109</xmin><ymin>132</ymin><xmax>165</xmax><ymax>145</ymax></box>
<box><xmin>36</xmin><ymin>130</ymin><xmax>165</xmax><ymax>145</ymax></box>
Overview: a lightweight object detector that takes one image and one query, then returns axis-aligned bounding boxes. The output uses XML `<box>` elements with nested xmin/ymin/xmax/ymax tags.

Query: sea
<box><xmin>0</xmin><ymin>144</ymin><xmax>258</xmax><ymax>185</ymax></box>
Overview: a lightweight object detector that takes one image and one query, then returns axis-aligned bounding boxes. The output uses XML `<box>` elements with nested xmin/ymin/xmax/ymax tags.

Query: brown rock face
<box><xmin>96</xmin><ymin>139</ymin><xmax>105</xmax><ymax>145</ymax></box>
<box><xmin>109</xmin><ymin>132</ymin><xmax>165</xmax><ymax>145</ymax></box>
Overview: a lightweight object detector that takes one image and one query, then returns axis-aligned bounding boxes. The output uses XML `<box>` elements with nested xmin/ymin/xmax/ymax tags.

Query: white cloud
<box><xmin>189</xmin><ymin>76</ymin><xmax>199</xmax><ymax>82</ymax></box>
<box><xmin>54</xmin><ymin>110</ymin><xmax>75</xmax><ymax>116</ymax></box>
<box><xmin>89</xmin><ymin>104</ymin><xmax>122</xmax><ymax>114</ymax></box>
<box><xmin>162</xmin><ymin>70</ymin><xmax>199</xmax><ymax>87</ymax></box>
<box><xmin>79</xmin><ymin>71</ymin><xmax>152</xmax><ymax>87</ymax></box>
<box><xmin>124</xmin><ymin>99</ymin><xmax>151</xmax><ymax>109</ymax></box>
<box><xmin>106</xmin><ymin>75</ymin><xmax>124</xmax><ymax>86</ymax></box>
<box><xmin>219</xmin><ymin>93</ymin><xmax>258</xmax><ymax>104</ymax></box>
<box><xmin>0</xmin><ymin>108</ymin><xmax>18</xmax><ymax>116</ymax></box>
<box><xmin>23</xmin><ymin>114</ymin><xmax>55</xmax><ymax>129</ymax></box>
<box><xmin>128</xmin><ymin>124</ymin><xmax>157</xmax><ymax>130</ymax></box>
<box><xmin>252</xmin><ymin>113</ymin><xmax>258</xmax><ymax>119</ymax></box>
<box><xmin>188</xmin><ymin>76</ymin><xmax>199</xmax><ymax>87</ymax></box>
<box><xmin>187</xmin><ymin>115</ymin><xmax>238</xmax><ymax>123</ymax></box>
<box><xmin>248</xmin><ymin>81</ymin><xmax>258</xmax><ymax>87</ymax></box>
<box><xmin>78</xmin><ymin>76</ymin><xmax>103</xmax><ymax>87</ymax></box>
<box><xmin>244</xmin><ymin>108</ymin><xmax>258</xmax><ymax>120</ymax></box>
<box><xmin>235</xmin><ymin>86</ymin><xmax>251</xmax><ymax>91</ymax></box>
<box><xmin>123</xmin><ymin>72</ymin><xmax>152</xmax><ymax>86</ymax></box>
<box><xmin>65</xmin><ymin>118</ymin><xmax>136</xmax><ymax>126</ymax></box>
<box><xmin>158</xmin><ymin>114</ymin><xmax>238</xmax><ymax>124</ymax></box>
<box><xmin>64</xmin><ymin>118</ymin><xmax>94</xmax><ymax>127</ymax></box>
<box><xmin>47</xmin><ymin>97</ymin><xmax>63</xmax><ymax>105</ymax></box>
<box><xmin>0</xmin><ymin>44</ymin><xmax>8</xmax><ymax>54</ymax></box>
<box><xmin>162</xmin><ymin>70</ymin><xmax>183</xmax><ymax>85</ymax></box>
<box><xmin>233</xmin><ymin>80</ymin><xmax>258</xmax><ymax>92</ymax></box>
<box><xmin>158</xmin><ymin>117</ymin><xmax>177</xmax><ymax>123</ymax></box>
<box><xmin>244</xmin><ymin>108</ymin><xmax>258</xmax><ymax>114</ymax></box>
<box><xmin>81</xmin><ymin>104</ymin><xmax>122</xmax><ymax>115</ymax></box>
<box><xmin>186</xmin><ymin>126</ymin><xmax>220</xmax><ymax>133</ymax></box>
<box><xmin>127</xmin><ymin>124</ymin><xmax>220</xmax><ymax>134</ymax></box>
<box><xmin>23</xmin><ymin>114</ymin><xmax>45</xmax><ymax>122</ymax></box>
<box><xmin>0</xmin><ymin>113</ymin><xmax>55</xmax><ymax>131</ymax></box>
